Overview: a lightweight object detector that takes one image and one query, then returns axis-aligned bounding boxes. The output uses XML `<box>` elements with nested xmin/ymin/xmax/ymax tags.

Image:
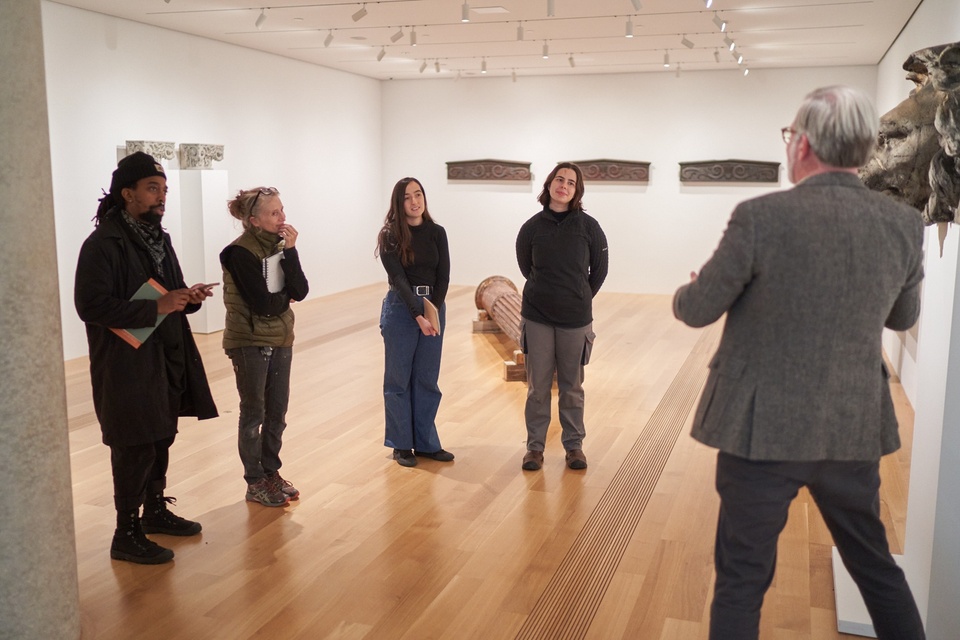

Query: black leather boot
<box><xmin>141</xmin><ymin>491</ymin><xmax>202</xmax><ymax>536</ymax></box>
<box><xmin>110</xmin><ymin>510</ymin><xmax>174</xmax><ymax>564</ymax></box>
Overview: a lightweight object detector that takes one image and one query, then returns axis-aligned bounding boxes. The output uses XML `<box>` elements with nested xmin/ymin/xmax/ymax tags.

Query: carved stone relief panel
<box><xmin>180</xmin><ymin>144</ymin><xmax>225</xmax><ymax>169</ymax></box>
<box><xmin>125</xmin><ymin>140</ymin><xmax>175</xmax><ymax>161</ymax></box>
<box><xmin>446</xmin><ymin>159</ymin><xmax>531</xmax><ymax>181</ymax></box>
<box><xmin>573</xmin><ymin>159</ymin><xmax>650</xmax><ymax>182</ymax></box>
<box><xmin>679</xmin><ymin>160</ymin><xmax>780</xmax><ymax>183</ymax></box>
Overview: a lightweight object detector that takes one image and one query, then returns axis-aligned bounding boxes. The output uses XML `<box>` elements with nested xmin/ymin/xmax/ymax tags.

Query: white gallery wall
<box><xmin>381</xmin><ymin>66</ymin><xmax>876</xmax><ymax>295</ymax></box>
<box><xmin>41</xmin><ymin>1</ymin><xmax>384</xmax><ymax>360</ymax></box>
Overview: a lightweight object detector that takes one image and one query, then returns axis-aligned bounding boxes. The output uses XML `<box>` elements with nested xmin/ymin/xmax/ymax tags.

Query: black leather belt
<box><xmin>390</xmin><ymin>285</ymin><xmax>432</xmax><ymax>296</ymax></box>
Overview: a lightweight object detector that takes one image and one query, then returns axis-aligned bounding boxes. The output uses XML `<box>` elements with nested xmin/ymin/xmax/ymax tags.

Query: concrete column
<box><xmin>0</xmin><ymin>1</ymin><xmax>81</xmax><ymax>639</ymax></box>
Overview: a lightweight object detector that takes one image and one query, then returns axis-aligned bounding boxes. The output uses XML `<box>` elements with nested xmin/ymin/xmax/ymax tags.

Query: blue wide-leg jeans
<box><xmin>380</xmin><ymin>290</ymin><xmax>445</xmax><ymax>452</ymax></box>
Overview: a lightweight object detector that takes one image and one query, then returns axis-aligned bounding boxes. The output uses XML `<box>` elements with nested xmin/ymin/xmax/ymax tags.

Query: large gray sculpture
<box><xmin>861</xmin><ymin>42</ymin><xmax>960</xmax><ymax>225</ymax></box>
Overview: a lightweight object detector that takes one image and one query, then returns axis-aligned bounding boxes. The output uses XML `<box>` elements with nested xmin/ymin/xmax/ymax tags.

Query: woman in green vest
<box><xmin>221</xmin><ymin>187</ymin><xmax>310</xmax><ymax>506</ymax></box>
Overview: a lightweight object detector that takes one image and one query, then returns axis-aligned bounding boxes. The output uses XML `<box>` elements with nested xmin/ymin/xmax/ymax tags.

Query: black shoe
<box><xmin>414</xmin><ymin>449</ymin><xmax>455</xmax><ymax>462</ymax></box>
<box><xmin>393</xmin><ymin>449</ymin><xmax>417</xmax><ymax>467</ymax></box>
<box><xmin>522</xmin><ymin>450</ymin><xmax>544</xmax><ymax>471</ymax></box>
<box><xmin>111</xmin><ymin>513</ymin><xmax>174</xmax><ymax>564</ymax></box>
<box><xmin>141</xmin><ymin>495</ymin><xmax>202</xmax><ymax>536</ymax></box>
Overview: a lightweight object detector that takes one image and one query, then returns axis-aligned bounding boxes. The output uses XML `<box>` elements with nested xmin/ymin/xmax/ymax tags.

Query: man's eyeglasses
<box><xmin>249</xmin><ymin>187</ymin><xmax>278</xmax><ymax>216</ymax></box>
<box><xmin>781</xmin><ymin>127</ymin><xmax>798</xmax><ymax>144</ymax></box>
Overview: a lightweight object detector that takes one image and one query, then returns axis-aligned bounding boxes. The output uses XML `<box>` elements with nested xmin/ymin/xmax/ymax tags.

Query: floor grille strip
<box><xmin>515</xmin><ymin>323</ymin><xmax>721</xmax><ymax>640</ymax></box>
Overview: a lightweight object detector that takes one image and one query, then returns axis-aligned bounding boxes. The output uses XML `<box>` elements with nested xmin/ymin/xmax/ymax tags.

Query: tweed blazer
<box><xmin>673</xmin><ymin>172</ymin><xmax>924</xmax><ymax>461</ymax></box>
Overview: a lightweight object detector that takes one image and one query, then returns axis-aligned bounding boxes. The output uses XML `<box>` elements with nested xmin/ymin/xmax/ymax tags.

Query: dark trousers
<box><xmin>110</xmin><ymin>435</ymin><xmax>175</xmax><ymax>512</ymax></box>
<box><xmin>709</xmin><ymin>452</ymin><xmax>925</xmax><ymax>640</ymax></box>
<box><xmin>227</xmin><ymin>346</ymin><xmax>293</xmax><ymax>485</ymax></box>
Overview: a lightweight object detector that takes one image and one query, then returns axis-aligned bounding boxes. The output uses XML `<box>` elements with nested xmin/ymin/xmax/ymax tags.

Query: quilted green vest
<box><xmin>221</xmin><ymin>229</ymin><xmax>295</xmax><ymax>349</ymax></box>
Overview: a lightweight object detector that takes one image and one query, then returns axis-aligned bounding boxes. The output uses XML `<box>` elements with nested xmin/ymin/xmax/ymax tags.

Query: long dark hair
<box><xmin>375</xmin><ymin>177</ymin><xmax>432</xmax><ymax>266</ymax></box>
<box><xmin>537</xmin><ymin>162</ymin><xmax>586</xmax><ymax>213</ymax></box>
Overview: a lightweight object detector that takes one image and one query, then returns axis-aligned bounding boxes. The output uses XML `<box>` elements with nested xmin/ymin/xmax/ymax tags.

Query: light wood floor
<box><xmin>65</xmin><ymin>284</ymin><xmax>914</xmax><ymax>639</ymax></box>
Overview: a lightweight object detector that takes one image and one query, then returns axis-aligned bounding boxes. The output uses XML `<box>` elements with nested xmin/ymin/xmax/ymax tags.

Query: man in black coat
<box><xmin>75</xmin><ymin>152</ymin><xmax>218</xmax><ymax>564</ymax></box>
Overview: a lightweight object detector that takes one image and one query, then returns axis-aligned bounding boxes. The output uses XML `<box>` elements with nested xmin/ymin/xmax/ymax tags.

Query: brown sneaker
<box><xmin>521</xmin><ymin>450</ymin><xmax>544</xmax><ymax>471</ymax></box>
<box><xmin>565</xmin><ymin>449</ymin><xmax>587</xmax><ymax>470</ymax></box>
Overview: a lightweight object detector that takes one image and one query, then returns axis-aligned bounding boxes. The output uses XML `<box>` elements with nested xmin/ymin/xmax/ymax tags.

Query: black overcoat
<box><xmin>74</xmin><ymin>209</ymin><xmax>218</xmax><ymax>447</ymax></box>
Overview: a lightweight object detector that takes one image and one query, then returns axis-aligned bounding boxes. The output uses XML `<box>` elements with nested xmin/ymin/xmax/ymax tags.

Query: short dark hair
<box><xmin>537</xmin><ymin>162</ymin><xmax>586</xmax><ymax>212</ymax></box>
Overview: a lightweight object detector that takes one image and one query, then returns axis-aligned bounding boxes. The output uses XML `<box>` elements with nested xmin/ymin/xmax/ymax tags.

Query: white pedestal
<box><xmin>833</xmin><ymin>547</ymin><xmax>907</xmax><ymax>638</ymax></box>
<box><xmin>177</xmin><ymin>170</ymin><xmax>234</xmax><ymax>334</ymax></box>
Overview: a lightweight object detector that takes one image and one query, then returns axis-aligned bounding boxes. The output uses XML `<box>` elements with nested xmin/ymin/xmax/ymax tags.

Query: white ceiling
<box><xmin>49</xmin><ymin>0</ymin><xmax>923</xmax><ymax>80</ymax></box>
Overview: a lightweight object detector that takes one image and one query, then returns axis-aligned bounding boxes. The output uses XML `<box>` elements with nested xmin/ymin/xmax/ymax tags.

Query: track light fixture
<box><xmin>542</xmin><ymin>42</ymin><xmax>549</xmax><ymax>59</ymax></box>
<box><xmin>704</xmin><ymin>0</ymin><xmax>713</xmax><ymax>7</ymax></box>
<box><xmin>419</xmin><ymin>60</ymin><xmax>427</xmax><ymax>73</ymax></box>
<box><xmin>712</xmin><ymin>13</ymin><xmax>726</xmax><ymax>32</ymax></box>
<box><xmin>744</xmin><ymin>68</ymin><xmax>750</xmax><ymax>76</ymax></box>
<box><xmin>724</xmin><ymin>35</ymin><xmax>736</xmax><ymax>51</ymax></box>
<box><xmin>568</xmin><ymin>55</ymin><xmax>575</xmax><ymax>68</ymax></box>
<box><xmin>547</xmin><ymin>0</ymin><xmax>555</xmax><ymax>18</ymax></box>
<box><xmin>625</xmin><ymin>17</ymin><xmax>634</xmax><ymax>38</ymax></box>
<box><xmin>352</xmin><ymin>4</ymin><xmax>367</xmax><ymax>22</ymax></box>
<box><xmin>390</xmin><ymin>27</ymin><xmax>404</xmax><ymax>43</ymax></box>
<box><xmin>681</xmin><ymin>34</ymin><xmax>694</xmax><ymax>49</ymax></box>
<box><xmin>630</xmin><ymin>0</ymin><xmax>642</xmax><ymax>10</ymax></box>
<box><xmin>410</xmin><ymin>26</ymin><xmax>417</xmax><ymax>46</ymax></box>
<box><xmin>323</xmin><ymin>30</ymin><xmax>334</xmax><ymax>47</ymax></box>
<box><xmin>512</xmin><ymin>69</ymin><xmax>517</xmax><ymax>83</ymax></box>
<box><xmin>435</xmin><ymin>60</ymin><xmax>441</xmax><ymax>73</ymax></box>
<box><xmin>663</xmin><ymin>51</ymin><xmax>670</xmax><ymax>68</ymax></box>
<box><xmin>736</xmin><ymin>53</ymin><xmax>744</xmax><ymax>64</ymax></box>
<box><xmin>675</xmin><ymin>63</ymin><xmax>681</xmax><ymax>78</ymax></box>
<box><xmin>461</xmin><ymin>2</ymin><xmax>470</xmax><ymax>22</ymax></box>
<box><xmin>481</xmin><ymin>58</ymin><xmax>487</xmax><ymax>73</ymax></box>
<box><xmin>376</xmin><ymin>46</ymin><xmax>385</xmax><ymax>62</ymax></box>
<box><xmin>517</xmin><ymin>22</ymin><xmax>524</xmax><ymax>41</ymax></box>
<box><xmin>255</xmin><ymin>8</ymin><xmax>267</xmax><ymax>29</ymax></box>
<box><xmin>713</xmin><ymin>48</ymin><xmax>720</xmax><ymax>62</ymax></box>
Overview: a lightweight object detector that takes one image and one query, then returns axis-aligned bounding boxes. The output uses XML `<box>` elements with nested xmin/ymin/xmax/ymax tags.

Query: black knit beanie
<box><xmin>109</xmin><ymin>151</ymin><xmax>166</xmax><ymax>194</ymax></box>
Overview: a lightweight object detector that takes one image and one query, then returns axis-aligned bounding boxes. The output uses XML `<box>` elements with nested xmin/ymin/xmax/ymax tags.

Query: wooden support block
<box><xmin>503</xmin><ymin>360</ymin><xmax>527</xmax><ymax>382</ymax></box>
<box><xmin>472</xmin><ymin>319</ymin><xmax>502</xmax><ymax>333</ymax></box>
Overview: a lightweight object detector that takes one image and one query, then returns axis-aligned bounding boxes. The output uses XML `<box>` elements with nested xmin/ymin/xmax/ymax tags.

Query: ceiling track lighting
<box><xmin>390</xmin><ymin>27</ymin><xmax>404</xmax><ymax>43</ymax></box>
<box><xmin>681</xmin><ymin>34</ymin><xmax>694</xmax><ymax>49</ymax></box>
<box><xmin>675</xmin><ymin>63</ymin><xmax>681</xmax><ymax>78</ymax></box>
<box><xmin>704</xmin><ymin>0</ymin><xmax>713</xmax><ymax>7</ymax></box>
<box><xmin>736</xmin><ymin>53</ymin><xmax>744</xmax><ymax>64</ymax></box>
<box><xmin>547</xmin><ymin>0</ymin><xmax>555</xmax><ymax>18</ymax></box>
<box><xmin>352</xmin><ymin>4</ymin><xmax>367</xmax><ymax>22</ymax></box>
<box><xmin>481</xmin><ymin>58</ymin><xmax>487</xmax><ymax>73</ymax></box>
<box><xmin>724</xmin><ymin>35</ymin><xmax>735</xmax><ymax>51</ymax></box>
<box><xmin>435</xmin><ymin>60</ymin><xmax>441</xmax><ymax>73</ymax></box>
<box><xmin>713</xmin><ymin>48</ymin><xmax>720</xmax><ymax>62</ymax></box>
<box><xmin>376</xmin><ymin>46</ymin><xmax>385</xmax><ymax>62</ymax></box>
<box><xmin>323</xmin><ymin>30</ymin><xmax>334</xmax><ymax>47</ymax></box>
<box><xmin>542</xmin><ymin>42</ymin><xmax>549</xmax><ymax>59</ymax></box>
<box><xmin>255</xmin><ymin>8</ymin><xmax>267</xmax><ymax>29</ymax></box>
<box><xmin>512</xmin><ymin>69</ymin><xmax>517</xmax><ymax>83</ymax></box>
<box><xmin>568</xmin><ymin>55</ymin><xmax>575</xmax><ymax>68</ymax></box>
<box><xmin>517</xmin><ymin>22</ymin><xmax>524</xmax><ymax>41</ymax></box>
<box><xmin>419</xmin><ymin>60</ymin><xmax>427</xmax><ymax>73</ymax></box>
<box><xmin>712</xmin><ymin>13</ymin><xmax>726</xmax><ymax>32</ymax></box>
<box><xmin>410</xmin><ymin>26</ymin><xmax>417</xmax><ymax>46</ymax></box>
<box><xmin>663</xmin><ymin>51</ymin><xmax>670</xmax><ymax>68</ymax></box>
<box><xmin>630</xmin><ymin>0</ymin><xmax>642</xmax><ymax>10</ymax></box>
<box><xmin>625</xmin><ymin>17</ymin><xmax>634</xmax><ymax>38</ymax></box>
<box><xmin>461</xmin><ymin>2</ymin><xmax>470</xmax><ymax>22</ymax></box>
<box><xmin>743</xmin><ymin>68</ymin><xmax>750</xmax><ymax>76</ymax></box>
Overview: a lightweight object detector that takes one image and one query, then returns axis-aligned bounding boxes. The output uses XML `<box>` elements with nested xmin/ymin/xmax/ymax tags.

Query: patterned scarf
<box><xmin>121</xmin><ymin>210</ymin><xmax>167</xmax><ymax>278</ymax></box>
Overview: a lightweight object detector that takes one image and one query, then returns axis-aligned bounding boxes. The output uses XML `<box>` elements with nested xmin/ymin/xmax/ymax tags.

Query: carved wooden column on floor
<box><xmin>0</xmin><ymin>2</ymin><xmax>81</xmax><ymax>639</ymax></box>
<box><xmin>473</xmin><ymin>276</ymin><xmax>526</xmax><ymax>381</ymax></box>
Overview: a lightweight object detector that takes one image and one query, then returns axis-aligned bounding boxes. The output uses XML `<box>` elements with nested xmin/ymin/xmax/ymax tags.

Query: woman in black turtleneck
<box><xmin>376</xmin><ymin>177</ymin><xmax>454</xmax><ymax>468</ymax></box>
<box><xmin>515</xmin><ymin>162</ymin><xmax>609</xmax><ymax>472</ymax></box>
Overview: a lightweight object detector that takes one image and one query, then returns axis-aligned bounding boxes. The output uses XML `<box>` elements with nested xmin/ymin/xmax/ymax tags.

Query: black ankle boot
<box><xmin>110</xmin><ymin>510</ymin><xmax>174</xmax><ymax>564</ymax></box>
<box><xmin>141</xmin><ymin>493</ymin><xmax>202</xmax><ymax>536</ymax></box>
